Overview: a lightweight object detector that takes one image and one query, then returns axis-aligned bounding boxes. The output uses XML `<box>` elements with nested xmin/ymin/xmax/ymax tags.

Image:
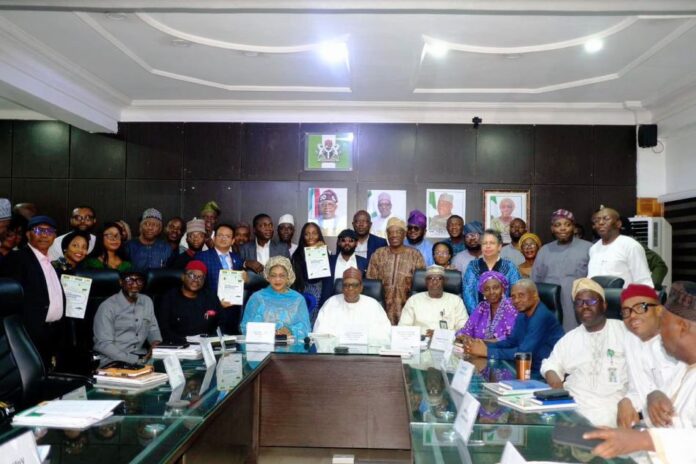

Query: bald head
<box><xmin>510</xmin><ymin>279</ymin><xmax>540</xmax><ymax>314</ymax></box>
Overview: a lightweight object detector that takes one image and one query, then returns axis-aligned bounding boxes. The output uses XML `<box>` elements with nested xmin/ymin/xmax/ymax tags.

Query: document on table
<box><xmin>390</xmin><ymin>326</ymin><xmax>421</xmax><ymax>353</ymax></box>
<box><xmin>339</xmin><ymin>323</ymin><xmax>368</xmax><ymax>345</ymax></box>
<box><xmin>429</xmin><ymin>328</ymin><xmax>455</xmax><ymax>351</ymax></box>
<box><xmin>218</xmin><ymin>270</ymin><xmax>244</xmax><ymax>305</ymax></box>
<box><xmin>305</xmin><ymin>245</ymin><xmax>331</xmax><ymax>279</ymax></box>
<box><xmin>246</xmin><ymin>322</ymin><xmax>276</xmax><ymax>344</ymax></box>
<box><xmin>60</xmin><ymin>274</ymin><xmax>92</xmax><ymax>319</ymax></box>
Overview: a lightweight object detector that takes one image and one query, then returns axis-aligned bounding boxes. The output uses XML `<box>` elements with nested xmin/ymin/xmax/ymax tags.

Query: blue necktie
<box><xmin>219</xmin><ymin>254</ymin><xmax>229</xmax><ymax>270</ymax></box>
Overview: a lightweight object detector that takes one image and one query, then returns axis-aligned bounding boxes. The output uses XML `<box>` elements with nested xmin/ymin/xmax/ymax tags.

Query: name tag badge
<box><xmin>608</xmin><ymin>367</ymin><xmax>619</xmax><ymax>384</ymax></box>
<box><xmin>439</xmin><ymin>320</ymin><xmax>448</xmax><ymax>329</ymax></box>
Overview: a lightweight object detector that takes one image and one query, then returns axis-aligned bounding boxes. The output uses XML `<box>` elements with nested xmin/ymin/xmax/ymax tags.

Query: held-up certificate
<box><xmin>218</xmin><ymin>270</ymin><xmax>244</xmax><ymax>305</ymax></box>
<box><xmin>304</xmin><ymin>245</ymin><xmax>331</xmax><ymax>279</ymax></box>
<box><xmin>60</xmin><ymin>274</ymin><xmax>92</xmax><ymax>319</ymax></box>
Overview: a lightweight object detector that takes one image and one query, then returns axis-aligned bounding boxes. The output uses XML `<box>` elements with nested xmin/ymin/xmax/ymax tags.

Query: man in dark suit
<box><xmin>352</xmin><ymin>210</ymin><xmax>387</xmax><ymax>263</ymax></box>
<box><xmin>238</xmin><ymin>213</ymin><xmax>289</xmax><ymax>274</ymax></box>
<box><xmin>321</xmin><ymin>229</ymin><xmax>369</xmax><ymax>303</ymax></box>
<box><xmin>1</xmin><ymin>215</ymin><xmax>65</xmax><ymax>369</ymax></box>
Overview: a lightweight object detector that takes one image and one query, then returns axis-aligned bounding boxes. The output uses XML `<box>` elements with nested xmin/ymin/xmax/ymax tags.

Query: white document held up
<box><xmin>218</xmin><ymin>270</ymin><xmax>244</xmax><ymax>305</ymax></box>
<box><xmin>305</xmin><ymin>245</ymin><xmax>331</xmax><ymax>279</ymax></box>
<box><xmin>453</xmin><ymin>392</ymin><xmax>481</xmax><ymax>443</ymax></box>
<box><xmin>60</xmin><ymin>274</ymin><xmax>92</xmax><ymax>319</ymax></box>
<box><xmin>390</xmin><ymin>326</ymin><xmax>421</xmax><ymax>353</ymax></box>
<box><xmin>339</xmin><ymin>323</ymin><xmax>368</xmax><ymax>345</ymax></box>
<box><xmin>429</xmin><ymin>328</ymin><xmax>455</xmax><ymax>351</ymax></box>
<box><xmin>246</xmin><ymin>322</ymin><xmax>276</xmax><ymax>344</ymax></box>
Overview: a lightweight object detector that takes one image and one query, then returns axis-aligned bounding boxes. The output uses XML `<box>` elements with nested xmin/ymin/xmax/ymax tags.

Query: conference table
<box><xmin>0</xmin><ymin>339</ymin><xmax>631</xmax><ymax>463</ymax></box>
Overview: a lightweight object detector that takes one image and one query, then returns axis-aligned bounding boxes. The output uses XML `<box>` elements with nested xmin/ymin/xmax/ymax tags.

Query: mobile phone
<box><xmin>534</xmin><ymin>388</ymin><xmax>571</xmax><ymax>401</ymax></box>
<box><xmin>275</xmin><ymin>334</ymin><xmax>287</xmax><ymax>341</ymax></box>
<box><xmin>551</xmin><ymin>424</ymin><xmax>603</xmax><ymax>450</ymax></box>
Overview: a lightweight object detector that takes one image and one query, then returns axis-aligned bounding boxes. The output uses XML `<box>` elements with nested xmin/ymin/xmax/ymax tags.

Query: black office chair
<box><xmin>0</xmin><ymin>278</ymin><xmax>23</xmax><ymax>319</ymax></box>
<box><xmin>591</xmin><ymin>276</ymin><xmax>625</xmax><ymax>289</ymax></box>
<box><xmin>604</xmin><ymin>288</ymin><xmax>623</xmax><ymax>320</ymax></box>
<box><xmin>536</xmin><ymin>282</ymin><xmax>563</xmax><ymax>325</ymax></box>
<box><xmin>145</xmin><ymin>268</ymin><xmax>184</xmax><ymax>299</ymax></box>
<box><xmin>0</xmin><ymin>315</ymin><xmax>90</xmax><ymax>410</ymax></box>
<box><xmin>243</xmin><ymin>271</ymin><xmax>269</xmax><ymax>305</ymax></box>
<box><xmin>410</xmin><ymin>269</ymin><xmax>462</xmax><ymax>296</ymax></box>
<box><xmin>333</xmin><ymin>278</ymin><xmax>385</xmax><ymax>307</ymax></box>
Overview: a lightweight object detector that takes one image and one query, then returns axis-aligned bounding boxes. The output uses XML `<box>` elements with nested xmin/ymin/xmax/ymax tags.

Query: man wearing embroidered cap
<box><xmin>170</xmin><ymin>218</ymin><xmax>207</xmax><ymax>269</ymax></box>
<box><xmin>277</xmin><ymin>214</ymin><xmax>298</xmax><ymax>256</ymax></box>
<box><xmin>541</xmin><ymin>277</ymin><xmax>628</xmax><ymax>427</ymax></box>
<box><xmin>452</xmin><ymin>220</ymin><xmax>483</xmax><ymax>273</ymax></box>
<box><xmin>125</xmin><ymin>208</ymin><xmax>173</xmax><ymax>272</ymax></box>
<box><xmin>532</xmin><ymin>208</ymin><xmax>592</xmax><ymax>331</ymax></box>
<box><xmin>405</xmin><ymin>210</ymin><xmax>433</xmax><ymax>266</ymax></box>
<box><xmin>314</xmin><ymin>189</ymin><xmax>346</xmax><ymax>236</ymax></box>
<box><xmin>367</xmin><ymin>217</ymin><xmax>426</xmax><ymax>324</ymax></box>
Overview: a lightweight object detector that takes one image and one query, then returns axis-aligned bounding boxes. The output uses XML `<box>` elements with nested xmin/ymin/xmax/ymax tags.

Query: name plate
<box><xmin>453</xmin><ymin>392</ymin><xmax>480</xmax><ymax>443</ymax></box>
<box><xmin>339</xmin><ymin>323</ymin><xmax>368</xmax><ymax>345</ymax></box>
<box><xmin>500</xmin><ymin>442</ymin><xmax>527</xmax><ymax>464</ymax></box>
<box><xmin>246</xmin><ymin>322</ymin><xmax>276</xmax><ymax>344</ymax></box>
<box><xmin>217</xmin><ymin>353</ymin><xmax>244</xmax><ymax>391</ymax></box>
<box><xmin>430</xmin><ymin>328</ymin><xmax>455</xmax><ymax>351</ymax></box>
<box><xmin>450</xmin><ymin>359</ymin><xmax>476</xmax><ymax>395</ymax></box>
<box><xmin>163</xmin><ymin>355</ymin><xmax>185</xmax><ymax>390</ymax></box>
<box><xmin>201</xmin><ymin>339</ymin><xmax>216</xmax><ymax>368</ymax></box>
<box><xmin>390</xmin><ymin>326</ymin><xmax>421</xmax><ymax>353</ymax></box>
<box><xmin>0</xmin><ymin>430</ymin><xmax>42</xmax><ymax>464</ymax></box>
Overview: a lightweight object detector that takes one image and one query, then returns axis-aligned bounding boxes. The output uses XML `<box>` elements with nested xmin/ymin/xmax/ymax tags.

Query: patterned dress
<box><xmin>462</xmin><ymin>258</ymin><xmax>521</xmax><ymax>314</ymax></box>
<box><xmin>456</xmin><ymin>297</ymin><xmax>518</xmax><ymax>341</ymax></box>
<box><xmin>240</xmin><ymin>286</ymin><xmax>311</xmax><ymax>339</ymax></box>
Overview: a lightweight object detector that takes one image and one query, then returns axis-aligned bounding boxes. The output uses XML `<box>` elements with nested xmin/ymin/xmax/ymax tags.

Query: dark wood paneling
<box><xmin>298</xmin><ymin>123</ymin><xmax>359</xmax><ymax>182</ymax></box>
<box><xmin>259</xmin><ymin>355</ymin><xmax>411</xmax><ymax>449</ymax></box>
<box><xmin>12</xmin><ymin>179</ymin><xmax>69</xmax><ymax>231</ymax></box>
<box><xmin>592</xmin><ymin>126</ymin><xmax>636</xmax><ymax>186</ymax></box>
<box><xmin>0</xmin><ymin>121</ymin><xmax>11</xmax><ymax>177</ymax></box>
<box><xmin>124</xmin><ymin>180</ymin><xmax>181</xmax><ymax>231</ymax></box>
<box><xmin>124</xmin><ymin>123</ymin><xmax>183</xmax><ymax>179</ymax></box>
<box><xmin>70</xmin><ymin>127</ymin><xmax>125</xmax><ymax>179</ymax></box>
<box><xmin>415</xmin><ymin>124</ymin><xmax>477</xmax><ymax>183</ymax></box>
<box><xmin>68</xmin><ymin>180</ymin><xmax>125</xmax><ymax>225</ymax></box>
<box><xmin>593</xmin><ymin>185</ymin><xmax>637</xmax><ymax>220</ymax></box>
<box><xmin>357</xmin><ymin>124</ymin><xmax>417</xmax><ymax>182</ymax></box>
<box><xmin>239</xmin><ymin>181</ymin><xmax>300</xmax><ymax>230</ymax></box>
<box><xmin>532</xmin><ymin>185</ymin><xmax>594</xmax><ymax>244</ymax></box>
<box><xmin>476</xmin><ymin>125</ymin><xmax>534</xmax><ymax>184</ymax></box>
<box><xmin>0</xmin><ymin>179</ymin><xmax>11</xmax><ymax>199</ymax></box>
<box><xmin>12</xmin><ymin>121</ymin><xmax>69</xmax><ymax>178</ymax></box>
<box><xmin>242</xmin><ymin>124</ymin><xmax>300</xmax><ymax>181</ymax></box>
<box><xmin>534</xmin><ymin>125</ymin><xmax>593</xmax><ymax>185</ymax></box>
<box><xmin>182</xmin><ymin>180</ymin><xmax>240</xmax><ymax>225</ymax></box>
<box><xmin>183</xmin><ymin>123</ymin><xmax>242</xmax><ymax>180</ymax></box>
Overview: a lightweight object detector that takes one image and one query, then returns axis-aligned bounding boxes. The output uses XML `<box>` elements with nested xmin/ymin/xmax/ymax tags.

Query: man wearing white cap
<box><xmin>541</xmin><ymin>277</ymin><xmax>628</xmax><ymax>427</ymax></box>
<box><xmin>278</xmin><ymin>214</ymin><xmax>298</xmax><ymax>257</ymax></box>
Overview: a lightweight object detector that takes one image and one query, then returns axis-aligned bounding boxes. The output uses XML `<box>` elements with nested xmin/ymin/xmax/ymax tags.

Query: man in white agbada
<box><xmin>313</xmin><ymin>267</ymin><xmax>391</xmax><ymax>346</ymax></box>
<box><xmin>587</xmin><ymin>207</ymin><xmax>652</xmax><ymax>288</ymax></box>
<box><xmin>541</xmin><ymin>277</ymin><xmax>628</xmax><ymax>427</ymax></box>
<box><xmin>399</xmin><ymin>265</ymin><xmax>468</xmax><ymax>336</ymax></box>
<box><xmin>616</xmin><ymin>283</ymin><xmax>685</xmax><ymax>428</ymax></box>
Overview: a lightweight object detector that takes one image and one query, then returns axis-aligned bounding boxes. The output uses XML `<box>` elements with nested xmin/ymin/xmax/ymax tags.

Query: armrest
<box><xmin>47</xmin><ymin>372</ymin><xmax>94</xmax><ymax>386</ymax></box>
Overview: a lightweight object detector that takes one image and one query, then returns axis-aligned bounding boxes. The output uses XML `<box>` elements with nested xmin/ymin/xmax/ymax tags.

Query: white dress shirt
<box><xmin>256</xmin><ymin>239</ymin><xmax>270</xmax><ymax>265</ymax></box>
<box><xmin>588</xmin><ymin>235</ymin><xmax>653</xmax><ymax>287</ymax></box>
<box><xmin>333</xmin><ymin>253</ymin><xmax>358</xmax><ymax>281</ymax></box>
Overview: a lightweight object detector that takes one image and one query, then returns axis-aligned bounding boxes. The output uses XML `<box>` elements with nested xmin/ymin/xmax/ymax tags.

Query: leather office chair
<box><xmin>410</xmin><ymin>269</ymin><xmax>462</xmax><ymax>296</ymax></box>
<box><xmin>604</xmin><ymin>288</ymin><xmax>623</xmax><ymax>320</ymax></box>
<box><xmin>145</xmin><ymin>268</ymin><xmax>184</xmax><ymax>299</ymax></box>
<box><xmin>333</xmin><ymin>278</ymin><xmax>385</xmax><ymax>307</ymax></box>
<box><xmin>0</xmin><ymin>278</ymin><xmax>23</xmax><ymax>319</ymax></box>
<box><xmin>243</xmin><ymin>271</ymin><xmax>269</xmax><ymax>306</ymax></box>
<box><xmin>535</xmin><ymin>282</ymin><xmax>563</xmax><ymax>325</ymax></box>
<box><xmin>0</xmin><ymin>315</ymin><xmax>90</xmax><ymax>410</ymax></box>
<box><xmin>591</xmin><ymin>275</ymin><xmax>625</xmax><ymax>289</ymax></box>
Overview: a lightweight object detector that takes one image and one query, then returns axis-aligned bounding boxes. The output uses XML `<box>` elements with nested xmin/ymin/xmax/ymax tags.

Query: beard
<box><xmin>465</xmin><ymin>244</ymin><xmax>481</xmax><ymax>252</ymax></box>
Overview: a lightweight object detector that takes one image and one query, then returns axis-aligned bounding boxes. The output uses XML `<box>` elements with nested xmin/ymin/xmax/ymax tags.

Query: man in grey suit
<box><xmin>239</xmin><ymin>213</ymin><xmax>290</xmax><ymax>274</ymax></box>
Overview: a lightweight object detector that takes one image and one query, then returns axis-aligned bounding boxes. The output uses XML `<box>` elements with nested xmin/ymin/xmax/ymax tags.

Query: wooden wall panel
<box><xmin>0</xmin><ymin>121</ymin><xmax>11</xmax><ymax>177</ymax></box>
<box><xmin>183</xmin><ymin>123</ymin><xmax>242</xmax><ymax>180</ymax></box>
<box><xmin>357</xmin><ymin>124</ymin><xmax>417</xmax><ymax>183</ymax></box>
<box><xmin>242</xmin><ymin>124</ymin><xmax>301</xmax><ymax>181</ymax></box>
<box><xmin>534</xmin><ymin>125</ymin><xmax>593</xmax><ymax>185</ymax></box>
<box><xmin>68</xmin><ymin>180</ymin><xmax>125</xmax><ymax>227</ymax></box>
<box><xmin>414</xmin><ymin>124</ymin><xmax>477</xmax><ymax>183</ymax></box>
<box><xmin>124</xmin><ymin>123</ymin><xmax>183</xmax><ymax>179</ymax></box>
<box><xmin>70</xmin><ymin>127</ymin><xmax>125</xmax><ymax>179</ymax></box>
<box><xmin>476</xmin><ymin>125</ymin><xmax>534</xmax><ymax>184</ymax></box>
<box><xmin>124</xmin><ymin>180</ymin><xmax>182</xmax><ymax>227</ymax></box>
<box><xmin>182</xmin><ymin>180</ymin><xmax>241</xmax><ymax>225</ymax></box>
<box><xmin>12</xmin><ymin>121</ymin><xmax>69</xmax><ymax>179</ymax></box>
<box><xmin>592</xmin><ymin>126</ymin><xmax>636</xmax><ymax>186</ymax></box>
<box><xmin>12</xmin><ymin>179</ymin><xmax>69</xmax><ymax>230</ymax></box>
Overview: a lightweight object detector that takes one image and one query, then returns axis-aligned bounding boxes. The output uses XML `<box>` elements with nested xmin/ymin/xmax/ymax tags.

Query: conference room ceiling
<box><xmin>1</xmin><ymin>1</ymin><xmax>696</xmax><ymax>132</ymax></box>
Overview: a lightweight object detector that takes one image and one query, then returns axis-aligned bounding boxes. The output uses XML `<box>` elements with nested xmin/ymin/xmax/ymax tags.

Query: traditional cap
<box><xmin>386</xmin><ymin>217</ymin><xmax>406</xmax><ymax>231</ymax></box>
<box><xmin>439</xmin><ymin>193</ymin><xmax>454</xmax><ymax>203</ymax></box>
<box><xmin>551</xmin><ymin>209</ymin><xmax>575</xmax><ymax>223</ymax></box>
<box><xmin>572</xmin><ymin>277</ymin><xmax>605</xmax><ymax>300</ymax></box>
<box><xmin>477</xmin><ymin>271</ymin><xmax>509</xmax><ymax>293</ymax></box>
<box><xmin>519</xmin><ymin>232</ymin><xmax>542</xmax><ymax>249</ymax></box>
<box><xmin>141</xmin><ymin>208</ymin><xmax>162</xmax><ymax>222</ymax></box>
<box><xmin>185</xmin><ymin>260</ymin><xmax>208</xmax><ymax>275</ymax></box>
<box><xmin>463</xmin><ymin>220</ymin><xmax>484</xmax><ymax>235</ymax></box>
<box><xmin>664</xmin><ymin>281</ymin><xmax>696</xmax><ymax>322</ymax></box>
<box><xmin>407</xmin><ymin>210</ymin><xmax>427</xmax><ymax>228</ymax></box>
<box><xmin>264</xmin><ymin>256</ymin><xmax>296</xmax><ymax>287</ymax></box>
<box><xmin>338</xmin><ymin>229</ymin><xmax>357</xmax><ymax>240</ymax></box>
<box><xmin>319</xmin><ymin>190</ymin><xmax>338</xmax><ymax>203</ymax></box>
<box><xmin>278</xmin><ymin>214</ymin><xmax>294</xmax><ymax>226</ymax></box>
<box><xmin>425</xmin><ymin>265</ymin><xmax>445</xmax><ymax>277</ymax></box>
<box><xmin>620</xmin><ymin>283</ymin><xmax>659</xmax><ymax>305</ymax></box>
<box><xmin>186</xmin><ymin>218</ymin><xmax>206</xmax><ymax>234</ymax></box>
<box><xmin>0</xmin><ymin>198</ymin><xmax>10</xmax><ymax>221</ymax></box>
<box><xmin>378</xmin><ymin>192</ymin><xmax>391</xmax><ymax>202</ymax></box>
<box><xmin>342</xmin><ymin>267</ymin><xmax>363</xmax><ymax>281</ymax></box>
<box><xmin>27</xmin><ymin>215</ymin><xmax>57</xmax><ymax>229</ymax></box>
<box><xmin>200</xmin><ymin>201</ymin><xmax>220</xmax><ymax>216</ymax></box>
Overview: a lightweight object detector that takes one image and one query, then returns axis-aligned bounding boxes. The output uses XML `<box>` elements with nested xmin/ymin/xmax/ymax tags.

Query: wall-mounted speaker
<box><xmin>638</xmin><ymin>124</ymin><xmax>658</xmax><ymax>148</ymax></box>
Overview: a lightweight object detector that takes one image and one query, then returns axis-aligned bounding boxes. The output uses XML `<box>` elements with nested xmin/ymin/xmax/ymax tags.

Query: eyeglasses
<box><xmin>426</xmin><ymin>276</ymin><xmax>444</xmax><ymax>281</ymax></box>
<box><xmin>464</xmin><ymin>233</ymin><xmax>480</xmax><ymax>239</ymax></box>
<box><xmin>343</xmin><ymin>282</ymin><xmax>361</xmax><ymax>289</ymax></box>
<box><xmin>434</xmin><ymin>251</ymin><xmax>451</xmax><ymax>257</ymax></box>
<box><xmin>406</xmin><ymin>225</ymin><xmax>421</xmax><ymax>231</ymax></box>
<box><xmin>123</xmin><ymin>276</ymin><xmax>145</xmax><ymax>285</ymax></box>
<box><xmin>185</xmin><ymin>271</ymin><xmax>205</xmax><ymax>281</ymax></box>
<box><xmin>72</xmin><ymin>215</ymin><xmax>95</xmax><ymax>222</ymax></box>
<box><xmin>620</xmin><ymin>302</ymin><xmax>659</xmax><ymax>319</ymax></box>
<box><xmin>573</xmin><ymin>298</ymin><xmax>601</xmax><ymax>308</ymax></box>
<box><xmin>32</xmin><ymin>227</ymin><xmax>56</xmax><ymax>236</ymax></box>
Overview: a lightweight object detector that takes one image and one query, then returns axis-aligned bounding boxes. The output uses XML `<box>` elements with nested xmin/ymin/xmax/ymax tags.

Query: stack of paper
<box><xmin>94</xmin><ymin>371</ymin><xmax>169</xmax><ymax>391</ymax></box>
<box><xmin>497</xmin><ymin>394</ymin><xmax>577</xmax><ymax>413</ymax></box>
<box><xmin>483</xmin><ymin>380</ymin><xmax>551</xmax><ymax>396</ymax></box>
<box><xmin>152</xmin><ymin>345</ymin><xmax>203</xmax><ymax>360</ymax></box>
<box><xmin>12</xmin><ymin>400</ymin><xmax>122</xmax><ymax>429</ymax></box>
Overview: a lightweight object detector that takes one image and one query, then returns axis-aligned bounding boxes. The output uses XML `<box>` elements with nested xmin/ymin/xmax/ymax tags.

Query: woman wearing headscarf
<box><xmin>517</xmin><ymin>232</ymin><xmax>542</xmax><ymax>278</ymax></box>
<box><xmin>456</xmin><ymin>271</ymin><xmax>518</xmax><ymax>341</ymax></box>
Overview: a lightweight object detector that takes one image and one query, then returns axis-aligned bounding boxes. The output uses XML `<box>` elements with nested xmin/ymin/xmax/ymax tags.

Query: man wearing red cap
<box><xmin>616</xmin><ymin>284</ymin><xmax>684</xmax><ymax>428</ymax></box>
<box><xmin>157</xmin><ymin>260</ymin><xmax>232</xmax><ymax>344</ymax></box>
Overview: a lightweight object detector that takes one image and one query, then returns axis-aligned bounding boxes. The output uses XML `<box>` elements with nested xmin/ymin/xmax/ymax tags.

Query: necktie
<box><xmin>219</xmin><ymin>254</ymin><xmax>229</xmax><ymax>270</ymax></box>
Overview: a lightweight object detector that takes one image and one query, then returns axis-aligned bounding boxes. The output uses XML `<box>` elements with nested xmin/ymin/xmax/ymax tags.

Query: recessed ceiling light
<box><xmin>584</xmin><ymin>38</ymin><xmax>603</xmax><ymax>53</ymax></box>
<box><xmin>105</xmin><ymin>12</ymin><xmax>127</xmax><ymax>21</ymax></box>
<box><xmin>171</xmin><ymin>39</ymin><xmax>191</xmax><ymax>48</ymax></box>
<box><xmin>426</xmin><ymin>41</ymin><xmax>449</xmax><ymax>58</ymax></box>
<box><xmin>318</xmin><ymin>42</ymin><xmax>348</xmax><ymax>64</ymax></box>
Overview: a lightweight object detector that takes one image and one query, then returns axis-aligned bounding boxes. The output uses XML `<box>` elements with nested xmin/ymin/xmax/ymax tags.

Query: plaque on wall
<box><xmin>304</xmin><ymin>132</ymin><xmax>354</xmax><ymax>171</ymax></box>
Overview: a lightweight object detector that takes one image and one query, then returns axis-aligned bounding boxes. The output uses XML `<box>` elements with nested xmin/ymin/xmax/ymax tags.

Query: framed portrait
<box><xmin>426</xmin><ymin>189</ymin><xmax>466</xmax><ymax>238</ymax></box>
<box><xmin>483</xmin><ymin>190</ymin><xmax>530</xmax><ymax>244</ymax></box>
<box><xmin>307</xmin><ymin>187</ymin><xmax>348</xmax><ymax>237</ymax></box>
<box><xmin>304</xmin><ymin>132</ymin><xmax>354</xmax><ymax>171</ymax></box>
<box><xmin>367</xmin><ymin>190</ymin><xmax>407</xmax><ymax>238</ymax></box>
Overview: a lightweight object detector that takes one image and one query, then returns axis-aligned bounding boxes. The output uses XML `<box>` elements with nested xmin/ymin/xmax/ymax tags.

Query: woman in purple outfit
<box><xmin>456</xmin><ymin>271</ymin><xmax>517</xmax><ymax>341</ymax></box>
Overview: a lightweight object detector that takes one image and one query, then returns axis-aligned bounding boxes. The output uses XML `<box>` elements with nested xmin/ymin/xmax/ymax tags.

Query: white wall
<box><xmin>637</xmin><ymin>145</ymin><xmax>666</xmax><ymax>198</ymax></box>
<box><xmin>661</xmin><ymin>125</ymin><xmax>696</xmax><ymax>201</ymax></box>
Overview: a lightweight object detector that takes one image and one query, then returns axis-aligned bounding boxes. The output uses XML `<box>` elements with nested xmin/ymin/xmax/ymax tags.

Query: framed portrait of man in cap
<box><xmin>304</xmin><ymin>132</ymin><xmax>354</xmax><ymax>171</ymax></box>
<box><xmin>483</xmin><ymin>190</ymin><xmax>530</xmax><ymax>244</ymax></box>
<box><xmin>308</xmin><ymin>187</ymin><xmax>348</xmax><ymax>237</ymax></box>
<box><xmin>426</xmin><ymin>189</ymin><xmax>466</xmax><ymax>238</ymax></box>
<box><xmin>367</xmin><ymin>190</ymin><xmax>407</xmax><ymax>238</ymax></box>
